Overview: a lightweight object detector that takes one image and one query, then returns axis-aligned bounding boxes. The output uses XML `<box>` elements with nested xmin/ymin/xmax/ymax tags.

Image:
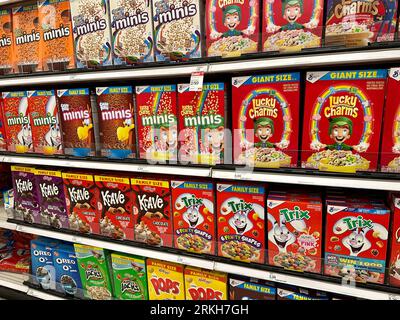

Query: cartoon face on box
<box><xmin>301</xmin><ymin>70</ymin><xmax>387</xmax><ymax>173</ymax></box>
<box><xmin>232</xmin><ymin>73</ymin><xmax>300</xmax><ymax>168</ymax></box>
<box><xmin>217</xmin><ymin>183</ymin><xmax>265</xmax><ymax>263</ymax></box>
<box><xmin>185</xmin><ymin>267</ymin><xmax>227</xmax><ymax>300</ymax></box>
<box><xmin>389</xmin><ymin>194</ymin><xmax>400</xmax><ymax>287</ymax></box>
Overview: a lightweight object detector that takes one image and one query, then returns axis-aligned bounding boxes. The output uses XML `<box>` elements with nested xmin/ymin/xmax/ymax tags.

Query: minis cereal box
<box><xmin>0</xmin><ymin>98</ymin><xmax>7</xmax><ymax>151</ymax></box>
<box><xmin>95</xmin><ymin>175</ymin><xmax>134</xmax><ymax>241</ymax></box>
<box><xmin>131</xmin><ymin>177</ymin><xmax>172</xmax><ymax>247</ymax></box>
<box><xmin>28</xmin><ymin>90</ymin><xmax>63</xmax><ymax>155</ymax></box>
<box><xmin>152</xmin><ymin>0</ymin><xmax>202</xmax><ymax>61</ymax></box>
<box><xmin>109</xmin><ymin>0</ymin><xmax>154</xmax><ymax>65</ymax></box>
<box><xmin>262</xmin><ymin>0</ymin><xmax>324</xmax><ymax>52</ymax></box>
<box><xmin>301</xmin><ymin>69</ymin><xmax>387</xmax><ymax>173</ymax></box>
<box><xmin>172</xmin><ymin>180</ymin><xmax>215</xmax><ymax>254</ymax></box>
<box><xmin>229</xmin><ymin>276</ymin><xmax>276</xmax><ymax>300</ymax></box>
<box><xmin>0</xmin><ymin>9</ymin><xmax>13</xmax><ymax>75</ymax></box>
<box><xmin>147</xmin><ymin>258</ymin><xmax>185</xmax><ymax>300</ymax></box>
<box><xmin>232</xmin><ymin>73</ymin><xmax>300</xmax><ymax>168</ymax></box>
<box><xmin>184</xmin><ymin>266</ymin><xmax>227</xmax><ymax>300</ymax></box>
<box><xmin>205</xmin><ymin>0</ymin><xmax>259</xmax><ymax>57</ymax></box>
<box><xmin>135</xmin><ymin>85</ymin><xmax>177</xmax><ymax>162</ymax></box>
<box><xmin>96</xmin><ymin>86</ymin><xmax>135</xmax><ymax>159</ymax></box>
<box><xmin>388</xmin><ymin>193</ymin><xmax>400</xmax><ymax>287</ymax></box>
<box><xmin>217</xmin><ymin>183</ymin><xmax>265</xmax><ymax>263</ymax></box>
<box><xmin>177</xmin><ymin>83</ymin><xmax>226</xmax><ymax>165</ymax></box>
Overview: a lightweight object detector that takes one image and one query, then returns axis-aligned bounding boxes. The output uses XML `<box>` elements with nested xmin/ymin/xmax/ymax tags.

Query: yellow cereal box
<box><xmin>0</xmin><ymin>9</ymin><xmax>13</xmax><ymax>75</ymax></box>
<box><xmin>184</xmin><ymin>266</ymin><xmax>227</xmax><ymax>300</ymax></box>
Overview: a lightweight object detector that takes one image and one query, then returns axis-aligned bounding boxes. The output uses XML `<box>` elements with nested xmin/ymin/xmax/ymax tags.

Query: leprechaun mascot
<box><xmin>324</xmin><ymin>117</ymin><xmax>354</xmax><ymax>151</ymax></box>
<box><xmin>254</xmin><ymin>117</ymin><xmax>277</xmax><ymax>148</ymax></box>
<box><xmin>221</xmin><ymin>5</ymin><xmax>244</xmax><ymax>37</ymax></box>
<box><xmin>280</xmin><ymin>0</ymin><xmax>305</xmax><ymax>31</ymax></box>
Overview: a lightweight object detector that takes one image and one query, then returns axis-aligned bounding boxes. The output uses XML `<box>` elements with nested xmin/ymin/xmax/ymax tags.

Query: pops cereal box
<box><xmin>171</xmin><ymin>180</ymin><xmax>215</xmax><ymax>255</ymax></box>
<box><xmin>0</xmin><ymin>9</ymin><xmax>14</xmax><ymax>75</ymax></box>
<box><xmin>177</xmin><ymin>83</ymin><xmax>226</xmax><ymax>165</ymax></box>
<box><xmin>135</xmin><ymin>85</ymin><xmax>177</xmax><ymax>162</ymax></box>
<box><xmin>95</xmin><ymin>175</ymin><xmax>134</xmax><ymax>241</ymax></box>
<box><xmin>301</xmin><ymin>69</ymin><xmax>387</xmax><ymax>173</ymax></box>
<box><xmin>229</xmin><ymin>276</ymin><xmax>276</xmax><ymax>300</ymax></box>
<box><xmin>205</xmin><ymin>0</ymin><xmax>259</xmax><ymax>57</ymax></box>
<box><xmin>388</xmin><ymin>193</ymin><xmax>400</xmax><ymax>287</ymax></box>
<box><xmin>96</xmin><ymin>86</ymin><xmax>135</xmax><ymax>159</ymax></box>
<box><xmin>217</xmin><ymin>183</ymin><xmax>265</xmax><ymax>263</ymax></box>
<box><xmin>232</xmin><ymin>73</ymin><xmax>300</xmax><ymax>168</ymax></box>
<box><xmin>262</xmin><ymin>0</ymin><xmax>324</xmax><ymax>52</ymax></box>
<box><xmin>184</xmin><ymin>266</ymin><xmax>227</xmax><ymax>300</ymax></box>
<box><xmin>131</xmin><ymin>177</ymin><xmax>172</xmax><ymax>247</ymax></box>
<box><xmin>147</xmin><ymin>258</ymin><xmax>185</xmax><ymax>300</ymax></box>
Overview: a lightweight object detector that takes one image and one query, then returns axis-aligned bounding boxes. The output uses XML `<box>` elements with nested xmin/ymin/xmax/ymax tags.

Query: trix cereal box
<box><xmin>184</xmin><ymin>266</ymin><xmax>227</xmax><ymax>300</ymax></box>
<box><xmin>131</xmin><ymin>177</ymin><xmax>172</xmax><ymax>247</ymax></box>
<box><xmin>0</xmin><ymin>9</ymin><xmax>13</xmax><ymax>75</ymax></box>
<box><xmin>277</xmin><ymin>286</ymin><xmax>328</xmax><ymax>300</ymax></box>
<box><xmin>177</xmin><ymin>83</ymin><xmax>226</xmax><ymax>165</ymax></box>
<box><xmin>96</xmin><ymin>86</ymin><xmax>135</xmax><ymax>159</ymax></box>
<box><xmin>135</xmin><ymin>85</ymin><xmax>177</xmax><ymax>162</ymax></box>
<box><xmin>217</xmin><ymin>183</ymin><xmax>265</xmax><ymax>263</ymax></box>
<box><xmin>28</xmin><ymin>90</ymin><xmax>63</xmax><ymax>155</ymax></box>
<box><xmin>146</xmin><ymin>258</ymin><xmax>185</xmax><ymax>300</ymax></box>
<box><xmin>262</xmin><ymin>0</ymin><xmax>324</xmax><ymax>52</ymax></box>
<box><xmin>301</xmin><ymin>69</ymin><xmax>387</xmax><ymax>173</ymax></box>
<box><xmin>95</xmin><ymin>175</ymin><xmax>134</xmax><ymax>241</ymax></box>
<box><xmin>111</xmin><ymin>253</ymin><xmax>148</xmax><ymax>300</ymax></box>
<box><xmin>388</xmin><ymin>193</ymin><xmax>400</xmax><ymax>287</ymax></box>
<box><xmin>229</xmin><ymin>276</ymin><xmax>276</xmax><ymax>300</ymax></box>
<box><xmin>205</xmin><ymin>0</ymin><xmax>259</xmax><ymax>57</ymax></box>
<box><xmin>232</xmin><ymin>73</ymin><xmax>300</xmax><ymax>168</ymax></box>
<box><xmin>171</xmin><ymin>180</ymin><xmax>215</xmax><ymax>254</ymax></box>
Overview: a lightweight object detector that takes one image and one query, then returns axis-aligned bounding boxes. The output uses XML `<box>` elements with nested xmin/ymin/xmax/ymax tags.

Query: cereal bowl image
<box><xmin>61</xmin><ymin>275</ymin><xmax>78</xmax><ymax>295</ymax></box>
<box><xmin>36</xmin><ymin>266</ymin><xmax>51</xmax><ymax>290</ymax></box>
<box><xmin>221</xmin><ymin>241</ymin><xmax>260</xmax><ymax>262</ymax></box>
<box><xmin>208</xmin><ymin>36</ymin><xmax>258</xmax><ymax>57</ymax></box>
<box><xmin>263</xmin><ymin>30</ymin><xmax>321</xmax><ymax>52</ymax></box>
<box><xmin>238</xmin><ymin>147</ymin><xmax>292</xmax><ymax>168</ymax></box>
<box><xmin>307</xmin><ymin>150</ymin><xmax>370</xmax><ymax>173</ymax></box>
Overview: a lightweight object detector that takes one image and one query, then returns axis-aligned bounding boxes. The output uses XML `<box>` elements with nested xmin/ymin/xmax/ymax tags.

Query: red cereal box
<box><xmin>0</xmin><ymin>97</ymin><xmax>8</xmax><ymax>151</ymax></box>
<box><xmin>232</xmin><ymin>73</ymin><xmax>300</xmax><ymax>168</ymax></box>
<box><xmin>184</xmin><ymin>266</ymin><xmax>227</xmax><ymax>300</ymax></box>
<box><xmin>131</xmin><ymin>177</ymin><xmax>172</xmax><ymax>247</ymax></box>
<box><xmin>95</xmin><ymin>175</ymin><xmax>134</xmax><ymax>241</ymax></box>
<box><xmin>301</xmin><ymin>69</ymin><xmax>387</xmax><ymax>173</ymax></box>
<box><xmin>205</xmin><ymin>0</ymin><xmax>259</xmax><ymax>57</ymax></box>
<box><xmin>389</xmin><ymin>193</ymin><xmax>400</xmax><ymax>287</ymax></box>
<box><xmin>217</xmin><ymin>183</ymin><xmax>265</xmax><ymax>263</ymax></box>
<box><xmin>171</xmin><ymin>180</ymin><xmax>215</xmax><ymax>255</ymax></box>
<box><xmin>135</xmin><ymin>85</ymin><xmax>178</xmax><ymax>162</ymax></box>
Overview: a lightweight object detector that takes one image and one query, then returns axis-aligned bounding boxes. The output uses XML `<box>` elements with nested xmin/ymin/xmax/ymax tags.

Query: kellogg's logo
<box><xmin>150</xmin><ymin>277</ymin><xmax>180</xmax><ymax>295</ymax></box>
<box><xmin>188</xmin><ymin>286</ymin><xmax>223</xmax><ymax>300</ymax></box>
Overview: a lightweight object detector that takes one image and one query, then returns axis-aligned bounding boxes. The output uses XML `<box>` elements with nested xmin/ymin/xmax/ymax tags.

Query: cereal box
<box><xmin>232</xmin><ymin>73</ymin><xmax>300</xmax><ymax>168</ymax></box>
<box><xmin>131</xmin><ymin>177</ymin><xmax>172</xmax><ymax>247</ymax></box>
<box><xmin>70</xmin><ymin>0</ymin><xmax>113</xmax><ymax>68</ymax></box>
<box><xmin>96</xmin><ymin>86</ymin><xmax>135</xmax><ymax>159</ymax></box>
<box><xmin>229</xmin><ymin>276</ymin><xmax>276</xmax><ymax>300</ymax></box>
<box><xmin>217</xmin><ymin>183</ymin><xmax>265</xmax><ymax>263</ymax></box>
<box><xmin>0</xmin><ymin>98</ymin><xmax>8</xmax><ymax>151</ymax></box>
<box><xmin>171</xmin><ymin>180</ymin><xmax>215</xmax><ymax>254</ymax></box>
<box><xmin>301</xmin><ymin>70</ymin><xmax>387</xmax><ymax>173</ymax></box>
<box><xmin>38</xmin><ymin>0</ymin><xmax>76</xmax><ymax>71</ymax></box>
<box><xmin>111</xmin><ymin>253</ymin><xmax>148</xmax><ymax>300</ymax></box>
<box><xmin>135</xmin><ymin>85</ymin><xmax>177</xmax><ymax>162</ymax></box>
<box><xmin>74</xmin><ymin>244</ymin><xmax>114</xmax><ymax>300</ymax></box>
<box><xmin>109</xmin><ymin>0</ymin><xmax>154</xmax><ymax>65</ymax></box>
<box><xmin>388</xmin><ymin>193</ymin><xmax>400</xmax><ymax>287</ymax></box>
<box><xmin>205</xmin><ymin>0</ymin><xmax>259</xmax><ymax>57</ymax></box>
<box><xmin>262</xmin><ymin>0</ymin><xmax>324</xmax><ymax>52</ymax></box>
<box><xmin>63</xmin><ymin>172</ymin><xmax>100</xmax><ymax>234</ymax></box>
<box><xmin>95</xmin><ymin>175</ymin><xmax>134</xmax><ymax>241</ymax></box>
<box><xmin>152</xmin><ymin>0</ymin><xmax>202</xmax><ymax>61</ymax></box>
<box><xmin>184</xmin><ymin>266</ymin><xmax>227</xmax><ymax>300</ymax></box>
<box><xmin>277</xmin><ymin>286</ymin><xmax>328</xmax><ymax>300</ymax></box>
<box><xmin>2</xmin><ymin>91</ymin><xmax>33</xmax><ymax>154</ymax></box>
<box><xmin>325</xmin><ymin>0</ymin><xmax>398</xmax><ymax>46</ymax></box>
<box><xmin>28</xmin><ymin>90</ymin><xmax>63</xmax><ymax>155</ymax></box>
<box><xmin>147</xmin><ymin>258</ymin><xmax>185</xmax><ymax>300</ymax></box>
<box><xmin>177</xmin><ymin>83</ymin><xmax>226</xmax><ymax>165</ymax></box>
<box><xmin>0</xmin><ymin>9</ymin><xmax>14</xmax><ymax>75</ymax></box>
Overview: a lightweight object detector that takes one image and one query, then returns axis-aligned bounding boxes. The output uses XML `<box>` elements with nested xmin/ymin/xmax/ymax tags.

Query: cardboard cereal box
<box><xmin>177</xmin><ymin>83</ymin><xmax>226</xmax><ymax>165</ymax></box>
<box><xmin>0</xmin><ymin>9</ymin><xmax>14</xmax><ymax>75</ymax></box>
<box><xmin>152</xmin><ymin>0</ymin><xmax>202</xmax><ymax>61</ymax></box>
<box><xmin>111</xmin><ymin>253</ymin><xmax>148</xmax><ymax>300</ymax></box>
<box><xmin>28</xmin><ymin>90</ymin><xmax>63</xmax><ymax>155</ymax></box>
<box><xmin>184</xmin><ymin>266</ymin><xmax>227</xmax><ymax>300</ymax></box>
<box><xmin>96</xmin><ymin>86</ymin><xmax>135</xmax><ymax>159</ymax></box>
<box><xmin>70</xmin><ymin>0</ymin><xmax>113</xmax><ymax>68</ymax></box>
<box><xmin>205</xmin><ymin>0</ymin><xmax>259</xmax><ymax>57</ymax></box>
<box><xmin>62</xmin><ymin>172</ymin><xmax>100</xmax><ymax>234</ymax></box>
<box><xmin>38</xmin><ymin>0</ymin><xmax>75</xmax><ymax>71</ymax></box>
<box><xmin>217</xmin><ymin>183</ymin><xmax>265</xmax><ymax>263</ymax></box>
<box><xmin>171</xmin><ymin>180</ymin><xmax>215</xmax><ymax>254</ymax></box>
<box><xmin>95</xmin><ymin>174</ymin><xmax>134</xmax><ymax>241</ymax></box>
<box><xmin>301</xmin><ymin>69</ymin><xmax>387</xmax><ymax>173</ymax></box>
<box><xmin>146</xmin><ymin>258</ymin><xmax>185</xmax><ymax>300</ymax></box>
<box><xmin>135</xmin><ymin>85</ymin><xmax>177</xmax><ymax>162</ymax></box>
<box><xmin>229</xmin><ymin>276</ymin><xmax>276</xmax><ymax>300</ymax></box>
<box><xmin>109</xmin><ymin>0</ymin><xmax>154</xmax><ymax>65</ymax></box>
<box><xmin>388</xmin><ymin>193</ymin><xmax>400</xmax><ymax>287</ymax></box>
<box><xmin>262</xmin><ymin>0</ymin><xmax>324</xmax><ymax>52</ymax></box>
<box><xmin>131</xmin><ymin>177</ymin><xmax>172</xmax><ymax>247</ymax></box>
<box><xmin>0</xmin><ymin>98</ymin><xmax>8</xmax><ymax>151</ymax></box>
<box><xmin>277</xmin><ymin>286</ymin><xmax>328</xmax><ymax>300</ymax></box>
<box><xmin>232</xmin><ymin>73</ymin><xmax>300</xmax><ymax>168</ymax></box>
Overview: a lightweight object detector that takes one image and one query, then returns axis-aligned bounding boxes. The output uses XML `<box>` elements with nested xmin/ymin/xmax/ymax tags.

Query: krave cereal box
<box><xmin>301</xmin><ymin>69</ymin><xmax>387</xmax><ymax>173</ymax></box>
<box><xmin>232</xmin><ymin>73</ymin><xmax>300</xmax><ymax>168</ymax></box>
<box><xmin>229</xmin><ymin>276</ymin><xmax>276</xmax><ymax>300</ymax></box>
<box><xmin>184</xmin><ymin>266</ymin><xmax>227</xmax><ymax>300</ymax></box>
<box><xmin>388</xmin><ymin>193</ymin><xmax>400</xmax><ymax>287</ymax></box>
<box><xmin>0</xmin><ymin>9</ymin><xmax>13</xmax><ymax>75</ymax></box>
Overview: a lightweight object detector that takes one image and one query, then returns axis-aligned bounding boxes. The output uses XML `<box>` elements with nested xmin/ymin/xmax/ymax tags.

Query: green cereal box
<box><xmin>111</xmin><ymin>253</ymin><xmax>148</xmax><ymax>300</ymax></box>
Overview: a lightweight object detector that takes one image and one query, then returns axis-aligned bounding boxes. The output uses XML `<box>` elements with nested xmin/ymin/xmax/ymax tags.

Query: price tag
<box><xmin>176</xmin><ymin>256</ymin><xmax>185</xmax><ymax>264</ymax></box>
<box><xmin>189</xmin><ymin>71</ymin><xmax>204</xmax><ymax>92</ymax></box>
<box><xmin>27</xmin><ymin>289</ymin><xmax>38</xmax><ymax>298</ymax></box>
<box><xmin>16</xmin><ymin>225</ymin><xmax>23</xmax><ymax>232</ymax></box>
<box><xmin>137</xmin><ymin>166</ymin><xmax>147</xmax><ymax>173</ymax></box>
<box><xmin>388</xmin><ymin>294</ymin><xmax>400</xmax><ymax>300</ymax></box>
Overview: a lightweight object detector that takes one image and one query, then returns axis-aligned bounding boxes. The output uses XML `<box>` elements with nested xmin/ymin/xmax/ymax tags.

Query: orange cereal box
<box><xmin>184</xmin><ymin>266</ymin><xmax>227</xmax><ymax>300</ymax></box>
<box><xmin>0</xmin><ymin>9</ymin><xmax>14</xmax><ymax>75</ymax></box>
<box><xmin>389</xmin><ymin>193</ymin><xmax>400</xmax><ymax>287</ymax></box>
